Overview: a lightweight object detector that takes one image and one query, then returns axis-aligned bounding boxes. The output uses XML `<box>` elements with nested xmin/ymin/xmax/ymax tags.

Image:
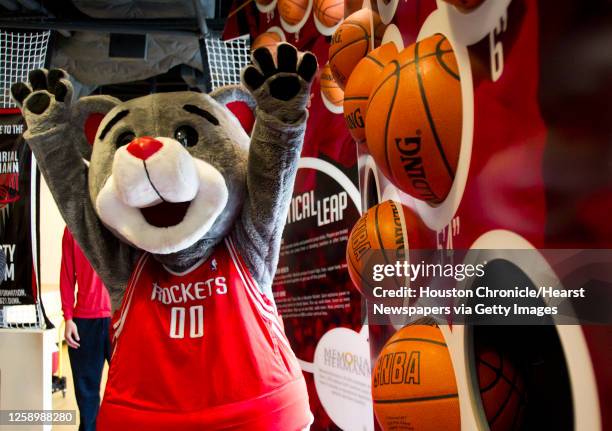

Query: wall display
<box><xmin>348</xmin><ymin>0</ymin><xmax>610</xmax><ymax>430</ymax></box>
<box><xmin>0</xmin><ymin>109</ymin><xmax>38</xmax><ymax>307</ymax></box>
<box><xmin>226</xmin><ymin>0</ymin><xmax>611</xmax><ymax>430</ymax></box>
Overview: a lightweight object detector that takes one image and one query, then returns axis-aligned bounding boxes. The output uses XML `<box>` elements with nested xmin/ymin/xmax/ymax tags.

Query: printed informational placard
<box><xmin>0</xmin><ymin>111</ymin><xmax>38</xmax><ymax>306</ymax></box>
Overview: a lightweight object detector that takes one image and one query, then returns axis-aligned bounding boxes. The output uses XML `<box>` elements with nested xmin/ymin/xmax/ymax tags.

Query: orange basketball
<box><xmin>278</xmin><ymin>0</ymin><xmax>309</xmax><ymax>26</ymax></box>
<box><xmin>443</xmin><ymin>0</ymin><xmax>486</xmax><ymax>10</ymax></box>
<box><xmin>365</xmin><ymin>33</ymin><xmax>462</xmax><ymax>205</ymax></box>
<box><xmin>320</xmin><ymin>63</ymin><xmax>344</xmax><ymax>107</ymax></box>
<box><xmin>252</xmin><ymin>32</ymin><xmax>282</xmax><ymax>58</ymax></box>
<box><xmin>329</xmin><ymin>8</ymin><xmax>385</xmax><ymax>89</ymax></box>
<box><xmin>343</xmin><ymin>43</ymin><xmax>398</xmax><ymax>142</ymax></box>
<box><xmin>346</xmin><ymin>200</ymin><xmax>430</xmax><ymax>298</ymax></box>
<box><xmin>477</xmin><ymin>347</ymin><xmax>526</xmax><ymax>431</ymax></box>
<box><xmin>372</xmin><ymin>324</ymin><xmax>460</xmax><ymax>431</ymax></box>
<box><xmin>313</xmin><ymin>0</ymin><xmax>344</xmax><ymax>28</ymax></box>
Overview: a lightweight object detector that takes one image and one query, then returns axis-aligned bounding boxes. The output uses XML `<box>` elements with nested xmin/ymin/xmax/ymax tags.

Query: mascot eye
<box><xmin>116</xmin><ymin>131</ymin><xmax>135</xmax><ymax>148</ymax></box>
<box><xmin>175</xmin><ymin>126</ymin><xmax>198</xmax><ymax>147</ymax></box>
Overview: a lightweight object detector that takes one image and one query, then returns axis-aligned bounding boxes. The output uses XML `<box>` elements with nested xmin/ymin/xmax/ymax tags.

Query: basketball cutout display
<box><xmin>366</xmin><ymin>33</ymin><xmax>462</xmax><ymax>205</ymax></box>
<box><xmin>442</xmin><ymin>0</ymin><xmax>486</xmax><ymax>10</ymax></box>
<box><xmin>255</xmin><ymin>0</ymin><xmax>277</xmax><ymax>13</ymax></box>
<box><xmin>343</xmin><ymin>43</ymin><xmax>398</xmax><ymax>142</ymax></box>
<box><xmin>252</xmin><ymin>31</ymin><xmax>283</xmax><ymax>59</ymax></box>
<box><xmin>477</xmin><ymin>347</ymin><xmax>526</xmax><ymax>431</ymax></box>
<box><xmin>329</xmin><ymin>8</ymin><xmax>385</xmax><ymax>89</ymax></box>
<box><xmin>320</xmin><ymin>62</ymin><xmax>344</xmax><ymax>112</ymax></box>
<box><xmin>278</xmin><ymin>0</ymin><xmax>309</xmax><ymax>26</ymax></box>
<box><xmin>313</xmin><ymin>0</ymin><xmax>344</xmax><ymax>29</ymax></box>
<box><xmin>346</xmin><ymin>200</ymin><xmax>430</xmax><ymax>298</ymax></box>
<box><xmin>372</xmin><ymin>324</ymin><xmax>460</xmax><ymax>431</ymax></box>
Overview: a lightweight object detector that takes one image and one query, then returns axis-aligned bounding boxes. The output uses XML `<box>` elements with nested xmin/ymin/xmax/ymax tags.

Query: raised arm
<box><xmin>233</xmin><ymin>44</ymin><xmax>317</xmax><ymax>296</ymax></box>
<box><xmin>11</xmin><ymin>70</ymin><xmax>136</xmax><ymax>307</ymax></box>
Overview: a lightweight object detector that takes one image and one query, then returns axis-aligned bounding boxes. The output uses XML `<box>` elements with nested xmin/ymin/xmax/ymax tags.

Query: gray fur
<box><xmin>13</xmin><ymin>48</ymin><xmax>316</xmax><ymax>310</ymax></box>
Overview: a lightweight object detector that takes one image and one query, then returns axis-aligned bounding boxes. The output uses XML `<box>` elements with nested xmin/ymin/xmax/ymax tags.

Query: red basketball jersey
<box><xmin>97</xmin><ymin>236</ymin><xmax>312</xmax><ymax>431</ymax></box>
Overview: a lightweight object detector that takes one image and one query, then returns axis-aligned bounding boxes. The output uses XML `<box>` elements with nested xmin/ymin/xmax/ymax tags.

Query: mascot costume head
<box><xmin>12</xmin><ymin>43</ymin><xmax>317</xmax><ymax>430</ymax></box>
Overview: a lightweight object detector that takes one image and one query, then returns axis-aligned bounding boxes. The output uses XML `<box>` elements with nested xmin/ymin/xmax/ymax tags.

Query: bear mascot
<box><xmin>12</xmin><ymin>43</ymin><xmax>317</xmax><ymax>430</ymax></box>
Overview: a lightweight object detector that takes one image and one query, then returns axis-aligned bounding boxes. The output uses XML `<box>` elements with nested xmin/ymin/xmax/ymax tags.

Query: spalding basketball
<box><xmin>252</xmin><ymin>31</ymin><xmax>283</xmax><ymax>59</ymax></box>
<box><xmin>443</xmin><ymin>0</ymin><xmax>486</xmax><ymax>10</ymax></box>
<box><xmin>329</xmin><ymin>8</ymin><xmax>385</xmax><ymax>89</ymax></box>
<box><xmin>372</xmin><ymin>324</ymin><xmax>460</xmax><ymax>431</ymax></box>
<box><xmin>346</xmin><ymin>200</ymin><xmax>430</xmax><ymax>299</ymax></box>
<box><xmin>343</xmin><ymin>43</ymin><xmax>398</xmax><ymax>142</ymax></box>
<box><xmin>278</xmin><ymin>0</ymin><xmax>309</xmax><ymax>26</ymax></box>
<box><xmin>313</xmin><ymin>0</ymin><xmax>344</xmax><ymax>29</ymax></box>
<box><xmin>320</xmin><ymin>62</ymin><xmax>344</xmax><ymax>108</ymax></box>
<box><xmin>366</xmin><ymin>33</ymin><xmax>462</xmax><ymax>205</ymax></box>
<box><xmin>477</xmin><ymin>347</ymin><xmax>526</xmax><ymax>431</ymax></box>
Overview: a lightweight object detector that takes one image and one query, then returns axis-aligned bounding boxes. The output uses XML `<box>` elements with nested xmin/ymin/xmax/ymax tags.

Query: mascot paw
<box><xmin>11</xmin><ymin>69</ymin><xmax>73</xmax><ymax>131</ymax></box>
<box><xmin>243</xmin><ymin>43</ymin><xmax>318</xmax><ymax>123</ymax></box>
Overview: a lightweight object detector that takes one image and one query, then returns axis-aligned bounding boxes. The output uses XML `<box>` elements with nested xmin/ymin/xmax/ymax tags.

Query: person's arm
<box><xmin>59</xmin><ymin>229</ymin><xmax>76</xmax><ymax>320</ymax></box>
<box><xmin>59</xmin><ymin>229</ymin><xmax>80</xmax><ymax>348</ymax></box>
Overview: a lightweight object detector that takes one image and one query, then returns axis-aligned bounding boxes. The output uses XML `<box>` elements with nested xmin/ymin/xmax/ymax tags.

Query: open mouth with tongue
<box><xmin>140</xmin><ymin>201</ymin><xmax>192</xmax><ymax>228</ymax></box>
<box><xmin>96</xmin><ymin>137</ymin><xmax>229</xmax><ymax>255</ymax></box>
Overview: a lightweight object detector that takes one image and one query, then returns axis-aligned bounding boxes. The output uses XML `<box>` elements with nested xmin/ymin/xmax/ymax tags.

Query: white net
<box><xmin>0</xmin><ymin>30</ymin><xmax>49</xmax><ymax>329</ymax></box>
<box><xmin>0</xmin><ymin>30</ymin><xmax>51</xmax><ymax>109</ymax></box>
<box><xmin>205</xmin><ymin>35</ymin><xmax>251</xmax><ymax>90</ymax></box>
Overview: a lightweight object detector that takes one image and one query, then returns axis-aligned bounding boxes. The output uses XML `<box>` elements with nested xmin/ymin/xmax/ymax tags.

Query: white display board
<box><xmin>0</xmin><ymin>329</ymin><xmax>55</xmax><ymax>431</ymax></box>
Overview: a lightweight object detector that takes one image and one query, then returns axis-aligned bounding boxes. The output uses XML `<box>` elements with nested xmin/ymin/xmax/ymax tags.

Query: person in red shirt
<box><xmin>60</xmin><ymin>227</ymin><xmax>111</xmax><ymax>431</ymax></box>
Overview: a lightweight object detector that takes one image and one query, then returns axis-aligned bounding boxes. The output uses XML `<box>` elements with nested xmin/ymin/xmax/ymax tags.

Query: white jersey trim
<box><xmin>225</xmin><ymin>237</ymin><xmax>276</xmax><ymax>313</ymax></box>
<box><xmin>113</xmin><ymin>253</ymin><xmax>149</xmax><ymax>341</ymax></box>
<box><xmin>225</xmin><ymin>237</ymin><xmax>292</xmax><ymax>351</ymax></box>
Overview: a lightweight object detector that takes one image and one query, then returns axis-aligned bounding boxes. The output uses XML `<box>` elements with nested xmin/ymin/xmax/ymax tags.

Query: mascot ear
<box><xmin>210</xmin><ymin>85</ymin><xmax>256</xmax><ymax>135</ymax></box>
<box><xmin>72</xmin><ymin>95</ymin><xmax>121</xmax><ymax>161</ymax></box>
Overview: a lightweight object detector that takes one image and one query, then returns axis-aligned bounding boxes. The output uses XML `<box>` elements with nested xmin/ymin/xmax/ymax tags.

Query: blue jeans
<box><xmin>68</xmin><ymin>317</ymin><xmax>111</xmax><ymax>431</ymax></box>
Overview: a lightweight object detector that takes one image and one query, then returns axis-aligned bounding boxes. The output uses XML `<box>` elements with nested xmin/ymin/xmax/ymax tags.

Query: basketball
<box><xmin>346</xmin><ymin>200</ymin><xmax>430</xmax><ymax>298</ymax></box>
<box><xmin>365</xmin><ymin>33</ymin><xmax>462</xmax><ymax>205</ymax></box>
<box><xmin>442</xmin><ymin>0</ymin><xmax>486</xmax><ymax>10</ymax></box>
<box><xmin>278</xmin><ymin>0</ymin><xmax>309</xmax><ymax>26</ymax></box>
<box><xmin>372</xmin><ymin>324</ymin><xmax>460</xmax><ymax>431</ymax></box>
<box><xmin>343</xmin><ymin>43</ymin><xmax>398</xmax><ymax>142</ymax></box>
<box><xmin>329</xmin><ymin>8</ymin><xmax>385</xmax><ymax>89</ymax></box>
<box><xmin>313</xmin><ymin>0</ymin><xmax>344</xmax><ymax>28</ymax></box>
<box><xmin>477</xmin><ymin>347</ymin><xmax>526</xmax><ymax>431</ymax></box>
<box><xmin>251</xmin><ymin>32</ymin><xmax>283</xmax><ymax>58</ymax></box>
<box><xmin>320</xmin><ymin>62</ymin><xmax>344</xmax><ymax>107</ymax></box>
